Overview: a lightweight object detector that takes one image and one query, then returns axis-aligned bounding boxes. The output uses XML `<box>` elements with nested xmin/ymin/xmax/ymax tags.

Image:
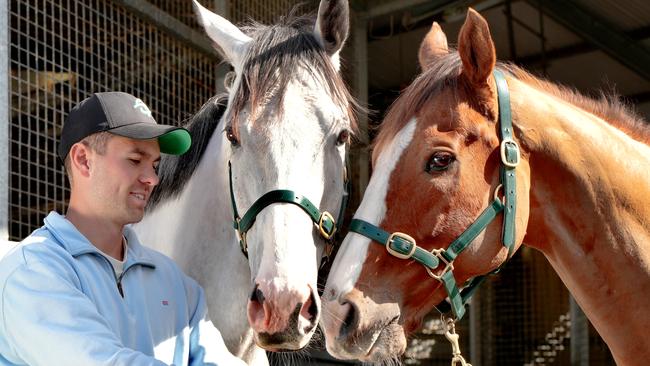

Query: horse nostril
<box><xmin>340</xmin><ymin>300</ymin><xmax>359</xmax><ymax>337</ymax></box>
<box><xmin>306</xmin><ymin>289</ymin><xmax>318</xmax><ymax>321</ymax></box>
<box><xmin>250</xmin><ymin>284</ymin><xmax>265</xmax><ymax>305</ymax></box>
<box><xmin>298</xmin><ymin>288</ymin><xmax>320</xmax><ymax>335</ymax></box>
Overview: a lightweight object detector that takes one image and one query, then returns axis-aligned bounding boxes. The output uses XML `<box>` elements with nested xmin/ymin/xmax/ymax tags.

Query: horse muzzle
<box><xmin>247</xmin><ymin>282</ymin><xmax>319</xmax><ymax>351</ymax></box>
<box><xmin>321</xmin><ymin>289</ymin><xmax>407</xmax><ymax>361</ymax></box>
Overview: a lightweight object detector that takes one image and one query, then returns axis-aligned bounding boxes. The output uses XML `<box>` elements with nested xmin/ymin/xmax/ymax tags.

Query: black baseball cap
<box><xmin>58</xmin><ymin>92</ymin><xmax>192</xmax><ymax>161</ymax></box>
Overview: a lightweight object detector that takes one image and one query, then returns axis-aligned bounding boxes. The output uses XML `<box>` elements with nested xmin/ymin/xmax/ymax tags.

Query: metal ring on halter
<box><xmin>318</xmin><ymin>211</ymin><xmax>337</xmax><ymax>240</ymax></box>
<box><xmin>426</xmin><ymin>248</ymin><xmax>454</xmax><ymax>280</ymax></box>
<box><xmin>493</xmin><ymin>184</ymin><xmax>504</xmax><ymax>203</ymax></box>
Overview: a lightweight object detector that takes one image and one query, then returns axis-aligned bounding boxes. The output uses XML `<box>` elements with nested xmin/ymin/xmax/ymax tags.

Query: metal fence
<box><xmin>8</xmin><ymin>0</ymin><xmax>221</xmax><ymax>240</ymax></box>
<box><xmin>148</xmin><ymin>0</ymin><xmax>316</xmax><ymax>29</ymax></box>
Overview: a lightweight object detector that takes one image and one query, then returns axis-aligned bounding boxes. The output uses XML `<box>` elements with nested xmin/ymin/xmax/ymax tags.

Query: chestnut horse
<box><xmin>321</xmin><ymin>8</ymin><xmax>650</xmax><ymax>365</ymax></box>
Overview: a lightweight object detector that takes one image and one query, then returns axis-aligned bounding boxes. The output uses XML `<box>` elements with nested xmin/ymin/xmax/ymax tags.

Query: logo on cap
<box><xmin>133</xmin><ymin>98</ymin><xmax>152</xmax><ymax>117</ymax></box>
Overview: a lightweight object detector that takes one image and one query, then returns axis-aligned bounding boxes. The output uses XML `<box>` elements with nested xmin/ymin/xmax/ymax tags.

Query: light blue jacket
<box><xmin>0</xmin><ymin>212</ymin><xmax>245</xmax><ymax>366</ymax></box>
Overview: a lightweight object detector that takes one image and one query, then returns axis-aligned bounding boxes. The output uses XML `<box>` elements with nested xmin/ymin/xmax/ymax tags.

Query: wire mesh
<box><xmin>147</xmin><ymin>0</ymin><xmax>317</xmax><ymax>29</ymax></box>
<box><xmin>8</xmin><ymin>0</ymin><xmax>220</xmax><ymax>240</ymax></box>
<box><xmin>148</xmin><ymin>0</ymin><xmax>202</xmax><ymax>29</ymax></box>
<box><xmin>229</xmin><ymin>0</ymin><xmax>317</xmax><ymax>24</ymax></box>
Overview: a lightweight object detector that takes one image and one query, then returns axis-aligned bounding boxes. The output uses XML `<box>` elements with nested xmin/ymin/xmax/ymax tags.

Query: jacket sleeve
<box><xmin>0</xmin><ymin>259</ymin><xmax>168</xmax><ymax>366</ymax></box>
<box><xmin>183</xmin><ymin>276</ymin><xmax>247</xmax><ymax>366</ymax></box>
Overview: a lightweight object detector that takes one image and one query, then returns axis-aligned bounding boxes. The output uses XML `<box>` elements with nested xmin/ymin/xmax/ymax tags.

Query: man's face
<box><xmin>88</xmin><ymin>135</ymin><xmax>160</xmax><ymax>226</ymax></box>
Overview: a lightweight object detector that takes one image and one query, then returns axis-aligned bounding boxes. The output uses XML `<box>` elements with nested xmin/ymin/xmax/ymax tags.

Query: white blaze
<box><xmin>325</xmin><ymin>118</ymin><xmax>417</xmax><ymax>298</ymax></box>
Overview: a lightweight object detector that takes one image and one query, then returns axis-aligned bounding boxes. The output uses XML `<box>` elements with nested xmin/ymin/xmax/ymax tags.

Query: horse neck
<box><xmin>510</xmin><ymin>78</ymin><xmax>650</xmax><ymax>363</ymax></box>
<box><xmin>143</xmin><ymin>119</ymin><xmax>239</xmax><ymax>263</ymax></box>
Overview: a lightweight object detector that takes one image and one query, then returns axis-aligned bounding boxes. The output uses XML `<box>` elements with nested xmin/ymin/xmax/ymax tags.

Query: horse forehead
<box><xmin>258</xmin><ymin>81</ymin><xmax>343</xmax><ymax>144</ymax></box>
<box><xmin>285</xmin><ymin>73</ymin><xmax>345</xmax><ymax>120</ymax></box>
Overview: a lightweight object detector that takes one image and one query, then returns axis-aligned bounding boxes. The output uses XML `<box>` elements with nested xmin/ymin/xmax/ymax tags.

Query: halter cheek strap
<box><xmin>229</xmin><ymin>160</ymin><xmax>349</xmax><ymax>258</ymax></box>
<box><xmin>348</xmin><ymin>70</ymin><xmax>519</xmax><ymax>319</ymax></box>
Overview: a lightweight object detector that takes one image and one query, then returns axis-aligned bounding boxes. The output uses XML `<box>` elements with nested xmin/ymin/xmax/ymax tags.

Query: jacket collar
<box><xmin>44</xmin><ymin>212</ymin><xmax>156</xmax><ymax>268</ymax></box>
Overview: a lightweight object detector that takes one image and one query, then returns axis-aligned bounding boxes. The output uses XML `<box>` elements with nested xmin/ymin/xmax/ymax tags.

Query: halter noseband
<box><xmin>348</xmin><ymin>70</ymin><xmax>519</xmax><ymax>319</ymax></box>
<box><xmin>229</xmin><ymin>161</ymin><xmax>350</xmax><ymax>258</ymax></box>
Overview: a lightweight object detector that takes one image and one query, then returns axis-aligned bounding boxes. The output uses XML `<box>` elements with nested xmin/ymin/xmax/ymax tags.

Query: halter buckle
<box><xmin>500</xmin><ymin>138</ymin><xmax>520</xmax><ymax>168</ymax></box>
<box><xmin>318</xmin><ymin>211</ymin><xmax>337</xmax><ymax>240</ymax></box>
<box><xmin>426</xmin><ymin>249</ymin><xmax>454</xmax><ymax>280</ymax></box>
<box><xmin>386</xmin><ymin>232</ymin><xmax>417</xmax><ymax>260</ymax></box>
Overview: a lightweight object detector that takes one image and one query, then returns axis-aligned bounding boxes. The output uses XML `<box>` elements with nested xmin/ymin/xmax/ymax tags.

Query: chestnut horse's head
<box><xmin>321</xmin><ymin>9</ymin><xmax>530</xmax><ymax>362</ymax></box>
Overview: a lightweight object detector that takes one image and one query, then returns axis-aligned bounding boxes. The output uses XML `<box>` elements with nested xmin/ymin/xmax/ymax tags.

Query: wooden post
<box><xmin>349</xmin><ymin>12</ymin><xmax>369</xmax><ymax>209</ymax></box>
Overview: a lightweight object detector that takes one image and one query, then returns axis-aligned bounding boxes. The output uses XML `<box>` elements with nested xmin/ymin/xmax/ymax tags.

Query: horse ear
<box><xmin>314</xmin><ymin>0</ymin><xmax>350</xmax><ymax>71</ymax></box>
<box><xmin>458</xmin><ymin>8</ymin><xmax>496</xmax><ymax>87</ymax></box>
<box><xmin>418</xmin><ymin>22</ymin><xmax>449</xmax><ymax>71</ymax></box>
<box><xmin>193</xmin><ymin>0</ymin><xmax>252</xmax><ymax>73</ymax></box>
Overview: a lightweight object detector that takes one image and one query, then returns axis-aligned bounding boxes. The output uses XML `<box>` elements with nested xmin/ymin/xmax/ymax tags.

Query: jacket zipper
<box><xmin>116</xmin><ymin>265</ymin><xmax>140</xmax><ymax>298</ymax></box>
<box><xmin>95</xmin><ymin>254</ymin><xmax>126</xmax><ymax>298</ymax></box>
<box><xmin>116</xmin><ymin>281</ymin><xmax>124</xmax><ymax>297</ymax></box>
<box><xmin>93</xmin><ymin>253</ymin><xmax>154</xmax><ymax>298</ymax></box>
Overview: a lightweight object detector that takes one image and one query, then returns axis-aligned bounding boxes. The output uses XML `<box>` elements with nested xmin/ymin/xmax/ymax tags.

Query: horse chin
<box><xmin>326</xmin><ymin>316</ymin><xmax>407</xmax><ymax>362</ymax></box>
<box><xmin>254</xmin><ymin>327</ymin><xmax>316</xmax><ymax>352</ymax></box>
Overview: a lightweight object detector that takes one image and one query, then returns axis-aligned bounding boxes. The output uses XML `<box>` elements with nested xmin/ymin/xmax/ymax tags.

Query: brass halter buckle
<box><xmin>500</xmin><ymin>138</ymin><xmax>520</xmax><ymax>168</ymax></box>
<box><xmin>318</xmin><ymin>211</ymin><xmax>337</xmax><ymax>240</ymax></box>
<box><xmin>426</xmin><ymin>249</ymin><xmax>454</xmax><ymax>280</ymax></box>
<box><xmin>386</xmin><ymin>232</ymin><xmax>417</xmax><ymax>259</ymax></box>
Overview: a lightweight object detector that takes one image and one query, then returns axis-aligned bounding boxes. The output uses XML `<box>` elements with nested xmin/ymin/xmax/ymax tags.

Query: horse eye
<box><xmin>425</xmin><ymin>151</ymin><xmax>455</xmax><ymax>173</ymax></box>
<box><xmin>336</xmin><ymin>130</ymin><xmax>350</xmax><ymax>146</ymax></box>
<box><xmin>225</xmin><ymin>126</ymin><xmax>239</xmax><ymax>146</ymax></box>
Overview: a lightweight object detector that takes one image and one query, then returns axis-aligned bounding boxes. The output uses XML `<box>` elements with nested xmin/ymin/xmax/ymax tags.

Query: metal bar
<box><xmin>442</xmin><ymin>0</ymin><xmax>504</xmax><ymax>23</ymax></box>
<box><xmin>212</xmin><ymin>0</ymin><xmax>229</xmax><ymax>19</ymax></box>
<box><xmin>378</xmin><ymin>0</ymin><xmax>503</xmax><ymax>36</ymax></box>
<box><xmin>518</xmin><ymin>25</ymin><xmax>650</xmax><ymax>68</ymax></box>
<box><xmin>359</xmin><ymin>0</ymin><xmax>431</xmax><ymax>20</ymax></box>
<box><xmin>509</xmin><ymin>13</ymin><xmax>545</xmax><ymax>40</ymax></box>
<box><xmin>537</xmin><ymin>0</ymin><xmax>547</xmax><ymax>74</ymax></box>
<box><xmin>114</xmin><ymin>0</ymin><xmax>219</xmax><ymax>59</ymax></box>
<box><xmin>0</xmin><ymin>0</ymin><xmax>8</xmax><ymax>241</ymax></box>
<box><xmin>505</xmin><ymin>0</ymin><xmax>517</xmax><ymax>60</ymax></box>
<box><xmin>469</xmin><ymin>290</ymin><xmax>482</xmax><ymax>365</ymax></box>
<box><xmin>527</xmin><ymin>0</ymin><xmax>650</xmax><ymax>81</ymax></box>
<box><xmin>405</xmin><ymin>0</ymin><xmax>463</xmax><ymax>24</ymax></box>
<box><xmin>570</xmin><ymin>296</ymin><xmax>589</xmax><ymax>366</ymax></box>
<box><xmin>350</xmin><ymin>14</ymin><xmax>369</xmax><ymax>203</ymax></box>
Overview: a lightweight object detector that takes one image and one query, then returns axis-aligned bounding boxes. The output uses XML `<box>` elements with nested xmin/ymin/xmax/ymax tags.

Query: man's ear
<box><xmin>69</xmin><ymin>143</ymin><xmax>92</xmax><ymax>178</ymax></box>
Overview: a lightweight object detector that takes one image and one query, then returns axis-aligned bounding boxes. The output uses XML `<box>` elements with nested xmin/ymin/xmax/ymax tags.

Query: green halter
<box><xmin>229</xmin><ymin>161</ymin><xmax>350</xmax><ymax>258</ymax></box>
<box><xmin>348</xmin><ymin>70</ymin><xmax>519</xmax><ymax>319</ymax></box>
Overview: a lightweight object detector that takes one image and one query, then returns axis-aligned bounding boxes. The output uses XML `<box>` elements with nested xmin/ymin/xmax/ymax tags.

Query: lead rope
<box><xmin>442</xmin><ymin>315</ymin><xmax>472</xmax><ymax>366</ymax></box>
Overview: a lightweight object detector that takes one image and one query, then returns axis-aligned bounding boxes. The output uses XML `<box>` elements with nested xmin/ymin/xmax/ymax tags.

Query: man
<box><xmin>0</xmin><ymin>92</ymin><xmax>245</xmax><ymax>366</ymax></box>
